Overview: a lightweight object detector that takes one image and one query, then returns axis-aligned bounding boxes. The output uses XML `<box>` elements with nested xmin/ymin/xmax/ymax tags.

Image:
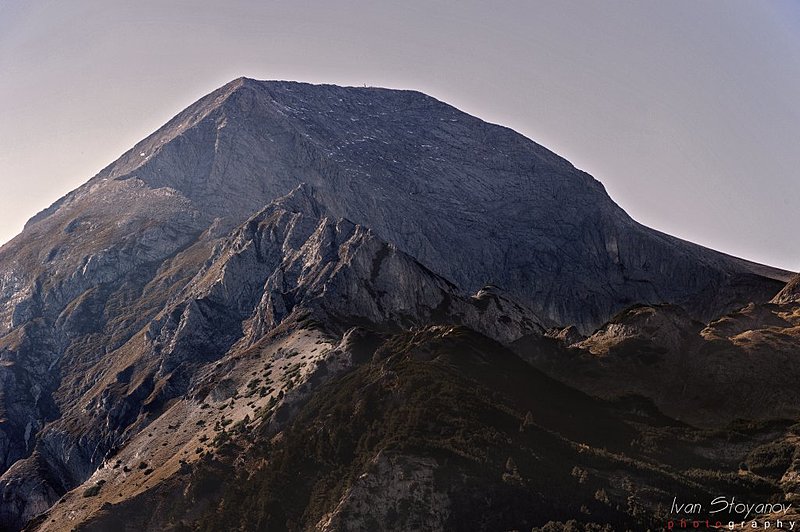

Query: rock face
<box><xmin>15</xmin><ymin>78</ymin><xmax>788</xmax><ymax>334</ymax></box>
<box><xmin>0</xmin><ymin>78</ymin><xmax>794</xmax><ymax>530</ymax></box>
<box><xmin>773</xmin><ymin>273</ymin><xmax>800</xmax><ymax>304</ymax></box>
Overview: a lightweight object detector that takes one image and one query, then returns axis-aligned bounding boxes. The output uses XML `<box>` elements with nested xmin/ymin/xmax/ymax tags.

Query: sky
<box><xmin>0</xmin><ymin>0</ymin><xmax>798</xmax><ymax>271</ymax></box>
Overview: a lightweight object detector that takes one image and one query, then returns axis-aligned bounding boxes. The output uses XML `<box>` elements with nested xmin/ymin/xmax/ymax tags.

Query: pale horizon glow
<box><xmin>1</xmin><ymin>1</ymin><xmax>798</xmax><ymax>271</ymax></box>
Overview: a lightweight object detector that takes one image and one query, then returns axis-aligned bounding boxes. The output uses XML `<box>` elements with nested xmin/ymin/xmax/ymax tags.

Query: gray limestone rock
<box><xmin>16</xmin><ymin>78</ymin><xmax>790</xmax><ymax>335</ymax></box>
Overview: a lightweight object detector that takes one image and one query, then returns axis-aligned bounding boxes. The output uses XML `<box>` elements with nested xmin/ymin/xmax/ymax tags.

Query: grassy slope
<box><xmin>67</xmin><ymin>325</ymin><xmax>796</xmax><ymax>532</ymax></box>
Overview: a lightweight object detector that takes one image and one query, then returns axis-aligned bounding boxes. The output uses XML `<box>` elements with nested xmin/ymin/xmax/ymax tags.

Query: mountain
<box><xmin>0</xmin><ymin>78</ymin><xmax>794</xmax><ymax>530</ymax></box>
<box><xmin>0</xmin><ymin>185</ymin><xmax>543</xmax><ymax>530</ymax></box>
<box><xmin>11</xmin><ymin>78</ymin><xmax>788</xmax><ymax>334</ymax></box>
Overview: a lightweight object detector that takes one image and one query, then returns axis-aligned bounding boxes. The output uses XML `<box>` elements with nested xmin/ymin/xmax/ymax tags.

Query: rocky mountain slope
<box><xmin>524</xmin><ymin>294</ymin><xmax>800</xmax><ymax>426</ymax></box>
<box><xmin>28</xmin><ymin>326</ymin><xmax>800</xmax><ymax>532</ymax></box>
<box><xmin>1</xmin><ymin>185</ymin><xmax>543</xmax><ymax>530</ymax></box>
<box><xmin>12</xmin><ymin>78</ymin><xmax>789</xmax><ymax>333</ymax></box>
<box><xmin>0</xmin><ymin>78</ymin><xmax>794</xmax><ymax>530</ymax></box>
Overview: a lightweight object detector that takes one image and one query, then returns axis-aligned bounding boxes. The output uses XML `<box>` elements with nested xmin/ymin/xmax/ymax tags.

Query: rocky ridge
<box><xmin>35</xmin><ymin>326</ymin><xmax>800</xmax><ymax>532</ymax></box>
<box><xmin>521</xmin><ymin>297</ymin><xmax>800</xmax><ymax>426</ymax></box>
<box><xmin>773</xmin><ymin>273</ymin><xmax>800</xmax><ymax>304</ymax></box>
<box><xmin>1</xmin><ymin>185</ymin><xmax>544</xmax><ymax>530</ymax></box>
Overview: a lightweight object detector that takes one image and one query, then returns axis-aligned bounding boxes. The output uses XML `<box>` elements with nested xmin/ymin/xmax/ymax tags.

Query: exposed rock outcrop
<box><xmin>1</xmin><ymin>187</ymin><xmax>544</xmax><ymax>529</ymax></box>
<box><xmin>773</xmin><ymin>273</ymin><xmax>800</xmax><ymax>304</ymax></box>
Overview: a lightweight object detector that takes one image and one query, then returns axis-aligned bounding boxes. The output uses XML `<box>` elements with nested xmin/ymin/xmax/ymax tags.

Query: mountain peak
<box><xmin>9</xmin><ymin>79</ymin><xmax>790</xmax><ymax>331</ymax></box>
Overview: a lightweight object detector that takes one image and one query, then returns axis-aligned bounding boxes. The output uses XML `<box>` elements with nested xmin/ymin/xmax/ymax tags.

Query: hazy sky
<box><xmin>1</xmin><ymin>1</ymin><xmax>798</xmax><ymax>270</ymax></box>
